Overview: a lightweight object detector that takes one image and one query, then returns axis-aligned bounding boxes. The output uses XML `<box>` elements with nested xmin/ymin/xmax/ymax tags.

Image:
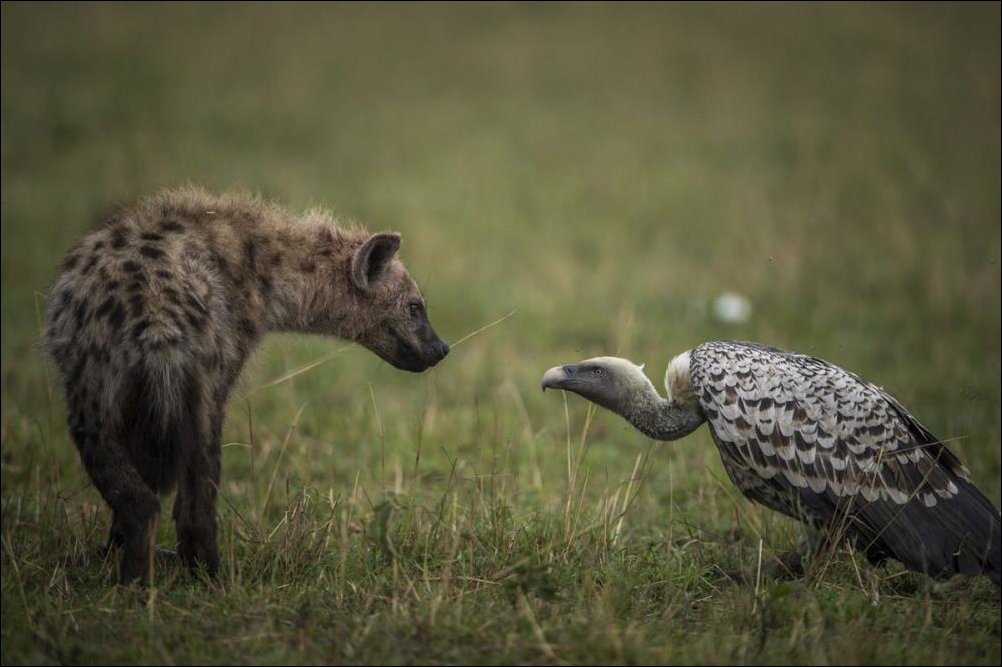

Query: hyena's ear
<box><xmin>351</xmin><ymin>232</ymin><xmax>401</xmax><ymax>290</ymax></box>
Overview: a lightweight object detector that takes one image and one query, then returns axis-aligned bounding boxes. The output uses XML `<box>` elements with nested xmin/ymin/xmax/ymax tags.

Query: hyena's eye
<box><xmin>408</xmin><ymin>301</ymin><xmax>424</xmax><ymax>318</ymax></box>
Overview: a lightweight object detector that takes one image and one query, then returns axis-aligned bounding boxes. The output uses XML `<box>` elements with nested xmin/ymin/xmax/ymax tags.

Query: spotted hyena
<box><xmin>43</xmin><ymin>188</ymin><xmax>449</xmax><ymax>585</ymax></box>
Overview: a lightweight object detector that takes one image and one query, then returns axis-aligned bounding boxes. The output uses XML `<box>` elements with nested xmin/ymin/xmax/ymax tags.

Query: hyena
<box><xmin>43</xmin><ymin>188</ymin><xmax>449</xmax><ymax>585</ymax></box>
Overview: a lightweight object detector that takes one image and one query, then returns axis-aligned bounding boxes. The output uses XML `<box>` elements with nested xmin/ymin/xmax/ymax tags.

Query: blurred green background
<box><xmin>2</xmin><ymin>3</ymin><xmax>1000</xmax><ymax>664</ymax></box>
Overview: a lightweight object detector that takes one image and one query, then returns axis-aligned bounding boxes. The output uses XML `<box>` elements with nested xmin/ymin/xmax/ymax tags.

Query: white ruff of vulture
<box><xmin>541</xmin><ymin>340</ymin><xmax>1001</xmax><ymax>586</ymax></box>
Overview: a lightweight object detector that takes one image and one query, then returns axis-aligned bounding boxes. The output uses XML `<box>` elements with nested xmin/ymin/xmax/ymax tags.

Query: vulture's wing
<box><xmin>689</xmin><ymin>340</ymin><xmax>1000</xmax><ymax>583</ymax></box>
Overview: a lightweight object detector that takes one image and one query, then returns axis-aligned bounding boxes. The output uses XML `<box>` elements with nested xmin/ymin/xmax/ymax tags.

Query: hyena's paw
<box><xmin>117</xmin><ymin>538</ymin><xmax>155</xmax><ymax>587</ymax></box>
<box><xmin>178</xmin><ymin>529</ymin><xmax>220</xmax><ymax>577</ymax></box>
<box><xmin>113</xmin><ymin>509</ymin><xmax>161</xmax><ymax>587</ymax></box>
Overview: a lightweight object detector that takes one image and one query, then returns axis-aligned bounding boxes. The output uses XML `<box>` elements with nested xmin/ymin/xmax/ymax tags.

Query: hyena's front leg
<box><xmin>173</xmin><ymin>408</ymin><xmax>222</xmax><ymax>577</ymax></box>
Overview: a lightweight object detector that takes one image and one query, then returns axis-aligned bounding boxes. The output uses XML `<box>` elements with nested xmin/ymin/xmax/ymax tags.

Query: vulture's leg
<box><xmin>765</xmin><ymin>542</ymin><xmax>812</xmax><ymax>579</ymax></box>
<box><xmin>719</xmin><ymin>531</ymin><xmax>826</xmax><ymax>583</ymax></box>
<box><xmin>766</xmin><ymin>530</ymin><xmax>833</xmax><ymax>579</ymax></box>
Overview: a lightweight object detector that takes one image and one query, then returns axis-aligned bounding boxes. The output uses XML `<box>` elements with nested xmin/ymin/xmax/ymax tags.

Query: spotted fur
<box><xmin>43</xmin><ymin>187</ymin><xmax>448</xmax><ymax>585</ymax></box>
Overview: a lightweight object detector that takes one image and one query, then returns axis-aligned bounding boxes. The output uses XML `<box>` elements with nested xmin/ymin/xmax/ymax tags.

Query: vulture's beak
<box><xmin>541</xmin><ymin>364</ymin><xmax>578</xmax><ymax>391</ymax></box>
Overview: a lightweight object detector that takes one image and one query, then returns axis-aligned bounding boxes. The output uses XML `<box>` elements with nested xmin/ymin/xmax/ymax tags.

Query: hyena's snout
<box><xmin>381</xmin><ymin>323</ymin><xmax>449</xmax><ymax>373</ymax></box>
<box><xmin>412</xmin><ymin>325</ymin><xmax>450</xmax><ymax>371</ymax></box>
<box><xmin>426</xmin><ymin>335</ymin><xmax>449</xmax><ymax>367</ymax></box>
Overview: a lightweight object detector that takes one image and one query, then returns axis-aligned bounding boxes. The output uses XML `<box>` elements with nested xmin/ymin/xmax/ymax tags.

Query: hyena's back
<box><xmin>43</xmin><ymin>191</ymin><xmax>248</xmax><ymax>494</ymax></box>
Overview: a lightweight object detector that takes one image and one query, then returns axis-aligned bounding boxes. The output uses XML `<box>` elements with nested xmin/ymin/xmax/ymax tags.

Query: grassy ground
<box><xmin>2</xmin><ymin>2</ymin><xmax>1000</xmax><ymax>664</ymax></box>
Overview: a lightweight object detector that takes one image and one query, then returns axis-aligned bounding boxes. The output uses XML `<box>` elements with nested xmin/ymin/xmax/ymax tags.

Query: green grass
<box><xmin>2</xmin><ymin>2</ymin><xmax>1000</xmax><ymax>664</ymax></box>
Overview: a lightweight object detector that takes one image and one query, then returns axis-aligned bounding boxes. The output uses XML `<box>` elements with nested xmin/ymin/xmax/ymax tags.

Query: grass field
<box><xmin>2</xmin><ymin>3</ymin><xmax>1000</xmax><ymax>664</ymax></box>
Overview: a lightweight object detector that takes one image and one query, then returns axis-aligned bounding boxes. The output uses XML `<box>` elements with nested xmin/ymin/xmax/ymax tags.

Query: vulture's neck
<box><xmin>619</xmin><ymin>381</ymin><xmax>705</xmax><ymax>442</ymax></box>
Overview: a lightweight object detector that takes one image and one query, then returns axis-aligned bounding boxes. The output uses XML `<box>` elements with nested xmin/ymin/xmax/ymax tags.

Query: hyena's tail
<box><xmin>119</xmin><ymin>356</ymin><xmax>205</xmax><ymax>494</ymax></box>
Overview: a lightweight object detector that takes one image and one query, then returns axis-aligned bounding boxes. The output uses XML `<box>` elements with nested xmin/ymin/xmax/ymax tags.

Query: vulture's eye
<box><xmin>592</xmin><ymin>368</ymin><xmax>606</xmax><ymax>377</ymax></box>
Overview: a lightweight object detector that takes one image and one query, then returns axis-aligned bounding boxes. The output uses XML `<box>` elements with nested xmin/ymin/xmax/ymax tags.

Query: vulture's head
<box><xmin>541</xmin><ymin>356</ymin><xmax>655</xmax><ymax>415</ymax></box>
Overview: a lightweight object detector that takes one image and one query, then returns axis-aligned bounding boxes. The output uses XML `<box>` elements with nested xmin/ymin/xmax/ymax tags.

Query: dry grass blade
<box><xmin>448</xmin><ymin>309</ymin><xmax>517</xmax><ymax>349</ymax></box>
<box><xmin>261</xmin><ymin>404</ymin><xmax>307</xmax><ymax>523</ymax></box>
<box><xmin>251</xmin><ymin>344</ymin><xmax>355</xmax><ymax>393</ymax></box>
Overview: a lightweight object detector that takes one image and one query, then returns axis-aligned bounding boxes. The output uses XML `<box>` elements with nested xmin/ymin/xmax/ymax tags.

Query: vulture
<box><xmin>541</xmin><ymin>340</ymin><xmax>1001</xmax><ymax>585</ymax></box>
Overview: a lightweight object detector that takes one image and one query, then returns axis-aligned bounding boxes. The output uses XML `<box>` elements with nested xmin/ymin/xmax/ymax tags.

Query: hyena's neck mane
<box><xmin>143</xmin><ymin>187</ymin><xmax>369</xmax><ymax>339</ymax></box>
<box><xmin>243</xmin><ymin>219</ymin><xmax>368</xmax><ymax>338</ymax></box>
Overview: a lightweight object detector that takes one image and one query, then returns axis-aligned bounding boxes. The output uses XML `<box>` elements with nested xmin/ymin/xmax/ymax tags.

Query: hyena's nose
<box><xmin>426</xmin><ymin>336</ymin><xmax>449</xmax><ymax>363</ymax></box>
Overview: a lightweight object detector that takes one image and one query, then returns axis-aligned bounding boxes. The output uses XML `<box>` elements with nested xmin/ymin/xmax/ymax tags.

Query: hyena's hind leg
<box><xmin>106</xmin><ymin>512</ymin><xmax>179</xmax><ymax>562</ymax></box>
<box><xmin>172</xmin><ymin>388</ymin><xmax>222</xmax><ymax>577</ymax></box>
<box><xmin>98</xmin><ymin>360</ymin><xmax>200</xmax><ymax>583</ymax></box>
<box><xmin>104</xmin><ymin>512</ymin><xmax>159</xmax><ymax>558</ymax></box>
<box><xmin>104</xmin><ymin>512</ymin><xmax>128</xmax><ymax>552</ymax></box>
<box><xmin>73</xmin><ymin>427</ymin><xmax>161</xmax><ymax>585</ymax></box>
